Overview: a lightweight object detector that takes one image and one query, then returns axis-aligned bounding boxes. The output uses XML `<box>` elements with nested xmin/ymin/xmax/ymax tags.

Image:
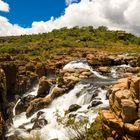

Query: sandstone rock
<box><xmin>109</xmin><ymin>89</ymin><xmax>132</xmax><ymax>117</ymax></box>
<box><xmin>0</xmin><ymin>62</ymin><xmax>17</xmax><ymax>101</ymax></box>
<box><xmin>121</xmin><ymin>99</ymin><xmax>138</xmax><ymax>123</ymax></box>
<box><xmin>98</xmin><ymin>67</ymin><xmax>111</xmax><ymax>73</ymax></box>
<box><xmin>37</xmin><ymin>76</ymin><xmax>51</xmax><ymax>97</ymax></box>
<box><xmin>50</xmin><ymin>87</ymin><xmax>65</xmax><ymax>98</ymax></box>
<box><xmin>130</xmin><ymin>76</ymin><xmax>140</xmax><ymax>99</ymax></box>
<box><xmin>101</xmin><ymin>110</ymin><xmax>124</xmax><ymax>136</ymax></box>
<box><xmin>124</xmin><ymin>123</ymin><xmax>140</xmax><ymax>137</ymax></box>
<box><xmin>126</xmin><ymin>67</ymin><xmax>140</xmax><ymax>74</ymax></box>
<box><xmin>134</xmin><ymin>119</ymin><xmax>140</xmax><ymax>127</ymax></box>
<box><xmin>35</xmin><ymin>62</ymin><xmax>46</xmax><ymax>77</ymax></box>
<box><xmin>136</xmin><ymin>55</ymin><xmax>140</xmax><ymax>67</ymax></box>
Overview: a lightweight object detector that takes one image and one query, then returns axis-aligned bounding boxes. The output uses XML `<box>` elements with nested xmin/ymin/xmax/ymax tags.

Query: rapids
<box><xmin>7</xmin><ymin>60</ymin><xmax>131</xmax><ymax>140</ymax></box>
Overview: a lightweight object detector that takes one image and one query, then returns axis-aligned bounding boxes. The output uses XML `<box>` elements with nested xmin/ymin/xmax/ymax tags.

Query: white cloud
<box><xmin>65</xmin><ymin>0</ymin><xmax>78</xmax><ymax>6</ymax></box>
<box><xmin>0</xmin><ymin>0</ymin><xmax>9</xmax><ymax>12</ymax></box>
<box><xmin>0</xmin><ymin>0</ymin><xmax>140</xmax><ymax>36</ymax></box>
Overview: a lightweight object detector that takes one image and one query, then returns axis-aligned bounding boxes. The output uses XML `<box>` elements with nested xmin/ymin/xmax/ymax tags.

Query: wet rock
<box><xmin>50</xmin><ymin>87</ymin><xmax>65</xmax><ymax>98</ymax></box>
<box><xmin>26</xmin><ymin>96</ymin><xmax>53</xmax><ymax>117</ymax></box>
<box><xmin>37</xmin><ymin>76</ymin><xmax>51</xmax><ymax>97</ymax></box>
<box><xmin>32</xmin><ymin>118</ymin><xmax>48</xmax><ymax>130</ymax></box>
<box><xmin>16</xmin><ymin>95</ymin><xmax>35</xmax><ymax>115</ymax></box>
<box><xmin>68</xmin><ymin>104</ymin><xmax>81</xmax><ymax>112</ymax></box>
<box><xmin>88</xmin><ymin>100</ymin><xmax>102</xmax><ymax>109</ymax></box>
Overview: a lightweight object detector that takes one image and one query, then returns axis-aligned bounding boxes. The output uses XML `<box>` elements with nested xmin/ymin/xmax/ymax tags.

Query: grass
<box><xmin>0</xmin><ymin>26</ymin><xmax>140</xmax><ymax>61</ymax></box>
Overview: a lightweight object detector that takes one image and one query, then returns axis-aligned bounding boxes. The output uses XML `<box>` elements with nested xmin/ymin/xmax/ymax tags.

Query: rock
<box><xmin>35</xmin><ymin>62</ymin><xmax>46</xmax><ymax>77</ymax></box>
<box><xmin>50</xmin><ymin>87</ymin><xmax>65</xmax><ymax>98</ymax></box>
<box><xmin>101</xmin><ymin>110</ymin><xmax>124</xmax><ymax>136</ymax></box>
<box><xmin>88</xmin><ymin>100</ymin><xmax>102</xmax><ymax>109</ymax></box>
<box><xmin>0</xmin><ymin>113</ymin><xmax>5</xmax><ymax>140</ymax></box>
<box><xmin>0</xmin><ymin>62</ymin><xmax>17</xmax><ymax>101</ymax></box>
<box><xmin>16</xmin><ymin>95</ymin><xmax>35</xmax><ymax>115</ymax></box>
<box><xmin>68</xmin><ymin>104</ymin><xmax>81</xmax><ymax>112</ymax></box>
<box><xmin>136</xmin><ymin>55</ymin><xmax>140</xmax><ymax>67</ymax></box>
<box><xmin>37</xmin><ymin>76</ymin><xmax>51</xmax><ymax>97</ymax></box>
<box><xmin>32</xmin><ymin>118</ymin><xmax>48</xmax><ymax>130</ymax></box>
<box><xmin>26</xmin><ymin>96</ymin><xmax>53</xmax><ymax>117</ymax></box>
<box><xmin>134</xmin><ymin>119</ymin><xmax>140</xmax><ymax>127</ymax></box>
<box><xmin>126</xmin><ymin>67</ymin><xmax>140</xmax><ymax>74</ymax></box>
<box><xmin>0</xmin><ymin>69</ymin><xmax>8</xmax><ymax>118</ymax></box>
<box><xmin>130</xmin><ymin>76</ymin><xmax>140</xmax><ymax>99</ymax></box>
<box><xmin>121</xmin><ymin>99</ymin><xmax>138</xmax><ymax>123</ymax></box>
<box><xmin>26</xmin><ymin>62</ymin><xmax>35</xmax><ymax>72</ymax></box>
<box><xmin>109</xmin><ymin>89</ymin><xmax>132</xmax><ymax>117</ymax></box>
<box><xmin>98</xmin><ymin>67</ymin><xmax>111</xmax><ymax>73</ymax></box>
<box><xmin>124</xmin><ymin>123</ymin><xmax>140</xmax><ymax>137</ymax></box>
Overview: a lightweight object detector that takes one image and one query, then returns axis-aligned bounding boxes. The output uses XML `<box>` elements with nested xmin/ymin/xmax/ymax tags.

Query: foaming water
<box><xmin>8</xmin><ymin>60</ymin><xmax>129</xmax><ymax>140</ymax></box>
<box><xmin>8</xmin><ymin>82</ymin><xmax>108</xmax><ymax>140</ymax></box>
<box><xmin>63</xmin><ymin>60</ymin><xmax>107</xmax><ymax>79</ymax></box>
<box><xmin>12</xmin><ymin>85</ymin><xmax>38</xmax><ymax>116</ymax></box>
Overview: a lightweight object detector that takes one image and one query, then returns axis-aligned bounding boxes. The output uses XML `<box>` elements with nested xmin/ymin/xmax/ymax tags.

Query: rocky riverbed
<box><xmin>0</xmin><ymin>52</ymin><xmax>139</xmax><ymax>140</ymax></box>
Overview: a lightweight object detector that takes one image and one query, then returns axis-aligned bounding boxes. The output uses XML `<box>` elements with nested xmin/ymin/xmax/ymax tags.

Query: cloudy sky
<box><xmin>0</xmin><ymin>0</ymin><xmax>140</xmax><ymax>36</ymax></box>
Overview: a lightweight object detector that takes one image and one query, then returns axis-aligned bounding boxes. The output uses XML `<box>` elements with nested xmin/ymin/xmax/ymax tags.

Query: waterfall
<box><xmin>63</xmin><ymin>60</ymin><xmax>107</xmax><ymax>79</ymax></box>
<box><xmin>8</xmin><ymin>60</ymin><xmax>128</xmax><ymax>140</ymax></box>
<box><xmin>12</xmin><ymin>85</ymin><xmax>38</xmax><ymax>116</ymax></box>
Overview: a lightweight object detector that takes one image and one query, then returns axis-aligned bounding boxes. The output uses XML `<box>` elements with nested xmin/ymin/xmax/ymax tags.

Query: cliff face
<box><xmin>102</xmin><ymin>76</ymin><xmax>140</xmax><ymax>139</ymax></box>
<box><xmin>0</xmin><ymin>69</ymin><xmax>8</xmax><ymax>140</ymax></box>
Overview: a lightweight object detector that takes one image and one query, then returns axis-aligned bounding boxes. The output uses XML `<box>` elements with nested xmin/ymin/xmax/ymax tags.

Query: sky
<box><xmin>0</xmin><ymin>0</ymin><xmax>140</xmax><ymax>36</ymax></box>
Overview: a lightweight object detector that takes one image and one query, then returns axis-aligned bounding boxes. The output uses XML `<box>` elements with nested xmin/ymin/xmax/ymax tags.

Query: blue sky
<box><xmin>0</xmin><ymin>0</ymin><xmax>67</xmax><ymax>27</ymax></box>
<box><xmin>0</xmin><ymin>0</ymin><xmax>140</xmax><ymax>36</ymax></box>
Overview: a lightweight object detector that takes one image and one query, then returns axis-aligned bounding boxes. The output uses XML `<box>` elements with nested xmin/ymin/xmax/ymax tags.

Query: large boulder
<box><xmin>68</xmin><ymin>104</ymin><xmax>81</xmax><ymax>112</ymax></box>
<box><xmin>121</xmin><ymin>99</ymin><xmax>138</xmax><ymax>123</ymax></box>
<box><xmin>37</xmin><ymin>76</ymin><xmax>51</xmax><ymax>97</ymax></box>
<box><xmin>35</xmin><ymin>62</ymin><xmax>46</xmax><ymax>77</ymax></box>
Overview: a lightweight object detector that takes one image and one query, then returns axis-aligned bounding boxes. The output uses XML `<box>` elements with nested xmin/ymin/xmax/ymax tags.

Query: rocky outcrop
<box><xmin>37</xmin><ymin>76</ymin><xmax>51</xmax><ymax>97</ymax></box>
<box><xmin>102</xmin><ymin>76</ymin><xmax>140</xmax><ymax>139</ymax></box>
<box><xmin>26</xmin><ymin>68</ymin><xmax>92</xmax><ymax>117</ymax></box>
<box><xmin>0</xmin><ymin>62</ymin><xmax>17</xmax><ymax>101</ymax></box>
<box><xmin>0</xmin><ymin>69</ymin><xmax>8</xmax><ymax>140</ymax></box>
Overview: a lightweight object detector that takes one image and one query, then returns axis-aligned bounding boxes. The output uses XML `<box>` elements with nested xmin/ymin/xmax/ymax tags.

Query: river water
<box><xmin>7</xmin><ymin>60</ymin><xmax>130</xmax><ymax>140</ymax></box>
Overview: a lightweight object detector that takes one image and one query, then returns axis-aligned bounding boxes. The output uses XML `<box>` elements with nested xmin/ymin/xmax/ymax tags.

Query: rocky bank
<box><xmin>0</xmin><ymin>52</ymin><xmax>139</xmax><ymax>139</ymax></box>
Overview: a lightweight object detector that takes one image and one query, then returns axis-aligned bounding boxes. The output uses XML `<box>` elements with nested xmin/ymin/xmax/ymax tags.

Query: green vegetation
<box><xmin>0</xmin><ymin>26</ymin><xmax>140</xmax><ymax>60</ymax></box>
<box><xmin>56</xmin><ymin>110</ymin><xmax>110</xmax><ymax>140</ymax></box>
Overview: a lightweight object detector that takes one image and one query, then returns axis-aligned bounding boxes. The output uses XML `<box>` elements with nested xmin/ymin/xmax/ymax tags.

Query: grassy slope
<box><xmin>0</xmin><ymin>26</ymin><xmax>140</xmax><ymax>60</ymax></box>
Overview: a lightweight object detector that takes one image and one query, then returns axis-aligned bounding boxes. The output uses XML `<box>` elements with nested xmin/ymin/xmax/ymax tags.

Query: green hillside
<box><xmin>0</xmin><ymin>26</ymin><xmax>140</xmax><ymax>60</ymax></box>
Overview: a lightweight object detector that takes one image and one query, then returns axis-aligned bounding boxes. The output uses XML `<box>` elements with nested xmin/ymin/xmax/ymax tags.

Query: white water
<box><xmin>63</xmin><ymin>60</ymin><xmax>107</xmax><ymax>79</ymax></box>
<box><xmin>8</xmin><ymin>83</ymin><xmax>108</xmax><ymax>140</ymax></box>
<box><xmin>12</xmin><ymin>85</ymin><xmax>38</xmax><ymax>116</ymax></box>
<box><xmin>8</xmin><ymin>60</ymin><xmax>126</xmax><ymax>140</ymax></box>
<box><xmin>111</xmin><ymin>64</ymin><xmax>131</xmax><ymax>78</ymax></box>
